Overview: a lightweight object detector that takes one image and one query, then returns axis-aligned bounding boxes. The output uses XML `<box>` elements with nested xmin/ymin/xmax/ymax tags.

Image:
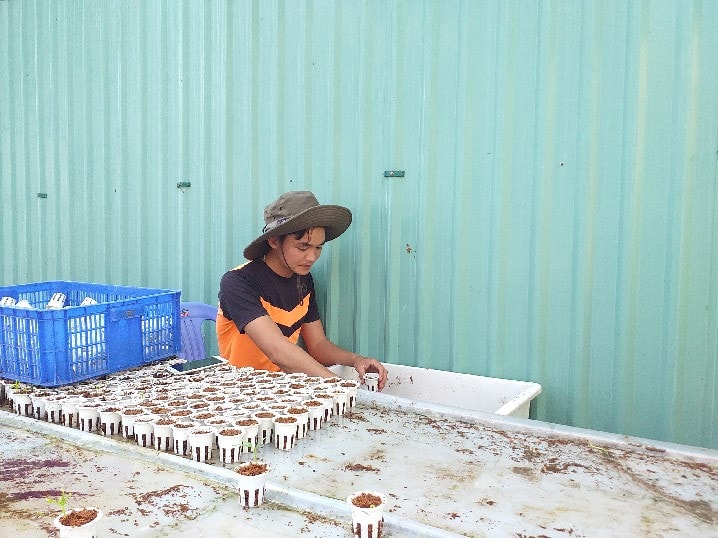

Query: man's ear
<box><xmin>267</xmin><ymin>236</ymin><xmax>280</xmax><ymax>249</ymax></box>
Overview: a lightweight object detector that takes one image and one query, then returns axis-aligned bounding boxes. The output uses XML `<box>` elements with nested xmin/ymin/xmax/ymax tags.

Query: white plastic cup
<box><xmin>364</xmin><ymin>373</ymin><xmax>380</xmax><ymax>392</ymax></box>
<box><xmin>347</xmin><ymin>491</ymin><xmax>387</xmax><ymax>538</ymax></box>
<box><xmin>235</xmin><ymin>462</ymin><xmax>270</xmax><ymax>508</ymax></box>
<box><xmin>0</xmin><ymin>297</ymin><xmax>16</xmax><ymax>349</ymax></box>
<box><xmin>188</xmin><ymin>427</ymin><xmax>216</xmax><ymax>462</ymax></box>
<box><xmin>46</xmin><ymin>292</ymin><xmax>66</xmax><ymax>309</ymax></box>
<box><xmin>273</xmin><ymin>417</ymin><xmax>298</xmax><ymax>451</ymax></box>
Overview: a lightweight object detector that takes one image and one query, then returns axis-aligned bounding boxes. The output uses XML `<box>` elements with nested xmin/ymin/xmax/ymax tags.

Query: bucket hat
<box><xmin>243</xmin><ymin>191</ymin><xmax>352</xmax><ymax>260</ymax></box>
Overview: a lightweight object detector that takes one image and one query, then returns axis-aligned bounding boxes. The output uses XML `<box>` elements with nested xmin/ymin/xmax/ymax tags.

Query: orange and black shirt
<box><xmin>216</xmin><ymin>259</ymin><xmax>320</xmax><ymax>371</ymax></box>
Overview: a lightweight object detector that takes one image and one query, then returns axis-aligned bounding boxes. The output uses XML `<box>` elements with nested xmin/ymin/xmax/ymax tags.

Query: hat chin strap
<box><xmin>278</xmin><ymin>243</ymin><xmax>294</xmax><ymax>276</ymax></box>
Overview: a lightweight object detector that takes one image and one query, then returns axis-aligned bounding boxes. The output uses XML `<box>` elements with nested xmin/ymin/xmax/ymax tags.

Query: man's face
<box><xmin>279</xmin><ymin>227</ymin><xmax>326</xmax><ymax>275</ymax></box>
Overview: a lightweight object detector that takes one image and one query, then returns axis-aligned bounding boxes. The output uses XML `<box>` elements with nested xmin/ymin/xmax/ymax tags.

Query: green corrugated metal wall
<box><xmin>1</xmin><ymin>1</ymin><xmax>717</xmax><ymax>449</ymax></box>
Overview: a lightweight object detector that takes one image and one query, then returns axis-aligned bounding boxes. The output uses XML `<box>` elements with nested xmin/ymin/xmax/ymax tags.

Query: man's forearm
<box><xmin>269</xmin><ymin>339</ymin><xmax>336</xmax><ymax>377</ymax></box>
<box><xmin>307</xmin><ymin>339</ymin><xmax>359</xmax><ymax>369</ymax></box>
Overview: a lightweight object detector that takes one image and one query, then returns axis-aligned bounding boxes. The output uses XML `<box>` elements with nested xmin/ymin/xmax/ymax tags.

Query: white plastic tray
<box><xmin>331</xmin><ymin>363</ymin><xmax>542</xmax><ymax>418</ymax></box>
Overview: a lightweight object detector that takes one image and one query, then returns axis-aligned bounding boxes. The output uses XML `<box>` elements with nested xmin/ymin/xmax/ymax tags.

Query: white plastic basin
<box><xmin>330</xmin><ymin>363</ymin><xmax>542</xmax><ymax>418</ymax></box>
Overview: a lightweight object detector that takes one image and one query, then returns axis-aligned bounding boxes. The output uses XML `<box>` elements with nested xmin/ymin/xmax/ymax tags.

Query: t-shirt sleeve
<box><xmin>219</xmin><ymin>270</ymin><xmax>267</xmax><ymax>333</ymax></box>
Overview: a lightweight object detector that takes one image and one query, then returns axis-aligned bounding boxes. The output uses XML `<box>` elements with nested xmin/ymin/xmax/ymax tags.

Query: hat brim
<box><xmin>243</xmin><ymin>205</ymin><xmax>352</xmax><ymax>260</ymax></box>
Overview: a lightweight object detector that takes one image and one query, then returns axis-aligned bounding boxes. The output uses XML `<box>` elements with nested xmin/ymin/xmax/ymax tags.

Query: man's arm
<box><xmin>243</xmin><ymin>315</ymin><xmax>336</xmax><ymax>378</ymax></box>
<box><xmin>301</xmin><ymin>320</ymin><xmax>388</xmax><ymax>390</ymax></box>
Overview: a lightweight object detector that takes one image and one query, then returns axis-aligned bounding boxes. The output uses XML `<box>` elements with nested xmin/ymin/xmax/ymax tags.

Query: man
<box><xmin>217</xmin><ymin>190</ymin><xmax>388</xmax><ymax>390</ymax></box>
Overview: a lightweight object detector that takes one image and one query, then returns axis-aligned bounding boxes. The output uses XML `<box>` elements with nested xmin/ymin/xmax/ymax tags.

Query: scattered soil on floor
<box><xmin>344</xmin><ymin>463</ymin><xmax>380</xmax><ymax>472</ymax></box>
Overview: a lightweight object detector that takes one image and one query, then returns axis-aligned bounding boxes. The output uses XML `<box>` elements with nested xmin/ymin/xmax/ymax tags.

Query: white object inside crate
<box><xmin>46</xmin><ymin>292</ymin><xmax>67</xmax><ymax>309</ymax></box>
<box><xmin>330</xmin><ymin>362</ymin><xmax>541</xmax><ymax>418</ymax></box>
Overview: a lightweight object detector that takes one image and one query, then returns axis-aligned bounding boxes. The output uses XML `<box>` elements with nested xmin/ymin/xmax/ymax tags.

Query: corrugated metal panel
<box><xmin>1</xmin><ymin>1</ymin><xmax>717</xmax><ymax>449</ymax></box>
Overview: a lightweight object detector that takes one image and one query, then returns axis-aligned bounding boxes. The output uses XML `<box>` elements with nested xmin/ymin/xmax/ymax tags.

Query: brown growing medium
<box><xmin>207</xmin><ymin>419</ymin><xmax>229</xmax><ymax>426</ymax></box>
<box><xmin>173</xmin><ymin>423</ymin><xmax>193</xmax><ymax>429</ymax></box>
<box><xmin>59</xmin><ymin>507</ymin><xmax>98</xmax><ymax>527</ymax></box>
<box><xmin>351</xmin><ymin>492</ymin><xmax>383</xmax><ymax>508</ymax></box>
<box><xmin>276</xmin><ymin>416</ymin><xmax>297</xmax><ymax>424</ymax></box>
<box><xmin>218</xmin><ymin>428</ymin><xmax>241</xmax><ymax>436</ymax></box>
<box><xmin>155</xmin><ymin>418</ymin><xmax>174</xmax><ymax>426</ymax></box>
<box><xmin>235</xmin><ymin>462</ymin><xmax>268</xmax><ymax>476</ymax></box>
<box><xmin>236</xmin><ymin>419</ymin><xmax>259</xmax><ymax>427</ymax></box>
<box><xmin>255</xmin><ymin>412</ymin><xmax>275</xmax><ymax>419</ymax></box>
<box><xmin>287</xmin><ymin>407</ymin><xmax>308</xmax><ymax>415</ymax></box>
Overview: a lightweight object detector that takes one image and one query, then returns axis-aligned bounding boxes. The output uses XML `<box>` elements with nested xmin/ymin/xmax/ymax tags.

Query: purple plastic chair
<box><xmin>178</xmin><ymin>302</ymin><xmax>218</xmax><ymax>362</ymax></box>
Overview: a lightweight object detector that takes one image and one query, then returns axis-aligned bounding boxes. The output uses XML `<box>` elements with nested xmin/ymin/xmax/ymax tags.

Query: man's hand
<box><xmin>352</xmin><ymin>355</ymin><xmax>388</xmax><ymax>391</ymax></box>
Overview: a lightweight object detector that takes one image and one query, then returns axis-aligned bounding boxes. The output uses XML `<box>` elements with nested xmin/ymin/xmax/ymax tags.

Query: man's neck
<box><xmin>262</xmin><ymin>252</ymin><xmax>294</xmax><ymax>278</ymax></box>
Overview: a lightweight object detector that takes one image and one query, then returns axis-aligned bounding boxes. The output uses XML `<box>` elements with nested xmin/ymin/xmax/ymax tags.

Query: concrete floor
<box><xmin>0</xmin><ymin>421</ymin><xmax>354</xmax><ymax>537</ymax></box>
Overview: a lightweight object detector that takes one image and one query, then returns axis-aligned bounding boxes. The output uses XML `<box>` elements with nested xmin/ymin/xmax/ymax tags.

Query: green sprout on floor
<box><xmin>12</xmin><ymin>380</ymin><xmax>21</xmax><ymax>390</ymax></box>
<box><xmin>587</xmin><ymin>440</ymin><xmax>612</xmax><ymax>458</ymax></box>
<box><xmin>47</xmin><ymin>491</ymin><xmax>71</xmax><ymax>515</ymax></box>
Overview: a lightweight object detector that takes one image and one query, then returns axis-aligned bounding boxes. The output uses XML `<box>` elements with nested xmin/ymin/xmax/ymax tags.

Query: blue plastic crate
<box><xmin>0</xmin><ymin>281</ymin><xmax>181</xmax><ymax>386</ymax></box>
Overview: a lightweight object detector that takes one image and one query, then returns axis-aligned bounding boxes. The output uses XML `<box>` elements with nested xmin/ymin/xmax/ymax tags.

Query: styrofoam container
<box><xmin>330</xmin><ymin>363</ymin><xmax>541</xmax><ymax>418</ymax></box>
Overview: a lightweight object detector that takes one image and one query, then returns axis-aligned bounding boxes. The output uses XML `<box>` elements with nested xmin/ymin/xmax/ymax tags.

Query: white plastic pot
<box><xmin>53</xmin><ymin>507</ymin><xmax>103</xmax><ymax>538</ymax></box>
<box><xmin>235</xmin><ymin>462</ymin><xmax>270</xmax><ymax>508</ymax></box>
<box><xmin>347</xmin><ymin>491</ymin><xmax>386</xmax><ymax>538</ymax></box>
